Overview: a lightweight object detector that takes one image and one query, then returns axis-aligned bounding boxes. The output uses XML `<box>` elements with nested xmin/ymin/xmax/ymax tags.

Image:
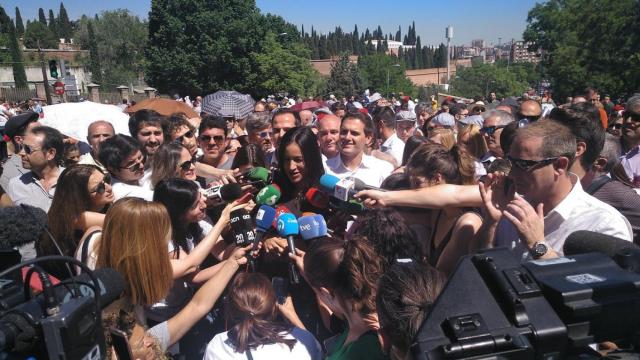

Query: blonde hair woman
<box><xmin>427</xmin><ymin>128</ymin><xmax>456</xmax><ymax>150</ymax></box>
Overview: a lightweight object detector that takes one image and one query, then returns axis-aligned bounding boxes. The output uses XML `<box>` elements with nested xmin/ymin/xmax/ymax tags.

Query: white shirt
<box><xmin>324</xmin><ymin>153</ymin><xmax>393</xmax><ymax>188</ymax></box>
<box><xmin>204</xmin><ymin>328</ymin><xmax>322</xmax><ymax>360</ymax></box>
<box><xmin>111</xmin><ymin>171</ymin><xmax>154</xmax><ymax>201</ymax></box>
<box><xmin>380</xmin><ymin>133</ymin><xmax>405</xmax><ymax>166</ymax></box>
<box><xmin>495</xmin><ymin>175</ymin><xmax>633</xmax><ymax>261</ymax></box>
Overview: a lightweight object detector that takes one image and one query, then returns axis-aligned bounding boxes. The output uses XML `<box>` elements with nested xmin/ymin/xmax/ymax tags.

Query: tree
<box><xmin>449</xmin><ymin>63</ymin><xmax>533</xmax><ymax>99</ymax></box>
<box><xmin>48</xmin><ymin>9</ymin><xmax>58</xmax><ymax>38</ymax></box>
<box><xmin>524</xmin><ymin>0</ymin><xmax>640</xmax><ymax>99</ymax></box>
<box><xmin>326</xmin><ymin>52</ymin><xmax>362</xmax><ymax>98</ymax></box>
<box><xmin>14</xmin><ymin>7</ymin><xmax>24</xmax><ymax>36</ymax></box>
<box><xmin>24</xmin><ymin>21</ymin><xmax>58</xmax><ymax>49</ymax></box>
<box><xmin>58</xmin><ymin>3</ymin><xmax>72</xmax><ymax>40</ymax></box>
<box><xmin>0</xmin><ymin>6</ymin><xmax>27</xmax><ymax>87</ymax></box>
<box><xmin>358</xmin><ymin>53</ymin><xmax>416</xmax><ymax>97</ymax></box>
<box><xmin>87</xmin><ymin>21</ymin><xmax>102</xmax><ymax>84</ymax></box>
<box><xmin>38</xmin><ymin>8</ymin><xmax>47</xmax><ymax>25</ymax></box>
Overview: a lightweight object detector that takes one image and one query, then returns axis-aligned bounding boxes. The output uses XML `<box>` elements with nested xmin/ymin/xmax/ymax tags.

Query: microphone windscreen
<box><xmin>246</xmin><ymin>167</ymin><xmax>271</xmax><ymax>183</ymax></box>
<box><xmin>0</xmin><ymin>205</ymin><xmax>48</xmax><ymax>249</ymax></box>
<box><xmin>298</xmin><ymin>215</ymin><xmax>328</xmax><ymax>241</ymax></box>
<box><xmin>319</xmin><ymin>174</ymin><xmax>340</xmax><ymax>193</ymax></box>
<box><xmin>305</xmin><ymin>187</ymin><xmax>329</xmax><ymax>209</ymax></box>
<box><xmin>563</xmin><ymin>230</ymin><xmax>635</xmax><ymax>257</ymax></box>
<box><xmin>56</xmin><ymin>268</ymin><xmax>125</xmax><ymax>309</ymax></box>
<box><xmin>256</xmin><ymin>205</ymin><xmax>277</xmax><ymax>232</ymax></box>
<box><xmin>277</xmin><ymin>213</ymin><xmax>299</xmax><ymax>237</ymax></box>
<box><xmin>220</xmin><ymin>183</ymin><xmax>243</xmax><ymax>201</ymax></box>
<box><xmin>273</xmin><ymin>205</ymin><xmax>291</xmax><ymax>228</ymax></box>
<box><xmin>256</xmin><ymin>184</ymin><xmax>282</xmax><ymax>206</ymax></box>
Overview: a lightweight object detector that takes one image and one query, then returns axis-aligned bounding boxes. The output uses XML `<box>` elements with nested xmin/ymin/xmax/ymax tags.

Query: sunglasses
<box><xmin>516</xmin><ymin>113</ymin><xmax>542</xmax><ymax>123</ymax></box>
<box><xmin>507</xmin><ymin>155</ymin><xmax>559</xmax><ymax>172</ymax></box>
<box><xmin>480</xmin><ymin>125</ymin><xmax>506</xmax><ymax>136</ymax></box>
<box><xmin>175</xmin><ymin>130</ymin><xmax>195</xmax><ymax>143</ymax></box>
<box><xmin>199</xmin><ymin>135</ymin><xmax>225</xmax><ymax>144</ymax></box>
<box><xmin>119</xmin><ymin>155</ymin><xmax>145</xmax><ymax>172</ymax></box>
<box><xmin>624</xmin><ymin>110</ymin><xmax>640</xmax><ymax>123</ymax></box>
<box><xmin>608</xmin><ymin>123</ymin><xmax>623</xmax><ymax>130</ymax></box>
<box><xmin>179</xmin><ymin>157</ymin><xmax>197</xmax><ymax>172</ymax></box>
<box><xmin>90</xmin><ymin>174</ymin><xmax>111</xmax><ymax>194</ymax></box>
<box><xmin>22</xmin><ymin>144</ymin><xmax>43</xmax><ymax>155</ymax></box>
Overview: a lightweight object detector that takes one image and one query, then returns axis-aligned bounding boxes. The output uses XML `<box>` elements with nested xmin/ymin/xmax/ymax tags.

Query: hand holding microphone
<box><xmin>277</xmin><ymin>213</ymin><xmax>301</xmax><ymax>284</ymax></box>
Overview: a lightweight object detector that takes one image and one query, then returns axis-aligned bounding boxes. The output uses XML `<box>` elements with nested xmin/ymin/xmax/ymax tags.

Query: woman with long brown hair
<box><xmin>95</xmin><ymin>197</ymin><xmax>251</xmax><ymax>359</ymax></box>
<box><xmin>204</xmin><ymin>272</ymin><xmax>322</xmax><ymax>359</ymax></box>
<box><xmin>293</xmin><ymin>237</ymin><xmax>387</xmax><ymax>360</ymax></box>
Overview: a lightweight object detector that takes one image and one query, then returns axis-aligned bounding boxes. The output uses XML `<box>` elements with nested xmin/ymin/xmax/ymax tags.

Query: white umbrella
<box><xmin>40</xmin><ymin>101</ymin><xmax>130</xmax><ymax>141</ymax></box>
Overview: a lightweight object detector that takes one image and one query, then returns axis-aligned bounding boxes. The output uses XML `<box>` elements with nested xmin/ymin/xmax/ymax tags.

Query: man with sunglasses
<box><xmin>479</xmin><ymin>110</ymin><xmax>514</xmax><ymax>168</ymax></box>
<box><xmin>515</xmin><ymin>100</ymin><xmax>543</xmax><ymax>126</ymax></box>
<box><xmin>168</xmin><ymin>118</ymin><xmax>198</xmax><ymax>157</ymax></box>
<box><xmin>620</xmin><ymin>94</ymin><xmax>640</xmax><ymax>188</ymax></box>
<box><xmin>197</xmin><ymin>116</ymin><xmax>234</xmax><ymax>174</ymax></box>
<box><xmin>481</xmin><ymin>120</ymin><xmax>632</xmax><ymax>261</ymax></box>
<box><xmin>98</xmin><ymin>134</ymin><xmax>153</xmax><ymax>201</ymax></box>
<box><xmin>246</xmin><ymin>111</ymin><xmax>274</xmax><ymax>157</ymax></box>
<box><xmin>1</xmin><ymin>111</ymin><xmax>41</xmax><ymax>190</ymax></box>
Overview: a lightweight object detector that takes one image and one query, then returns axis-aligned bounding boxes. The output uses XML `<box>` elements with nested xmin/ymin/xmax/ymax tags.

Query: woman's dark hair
<box><xmin>402</xmin><ymin>135</ymin><xmax>430</xmax><ymax>166</ymax></box>
<box><xmin>153</xmin><ymin>178</ymin><xmax>203</xmax><ymax>257</ymax></box>
<box><xmin>231</xmin><ymin>144</ymin><xmax>266</xmax><ymax>170</ymax></box>
<box><xmin>377</xmin><ymin>262</ymin><xmax>446</xmax><ymax>356</ymax></box>
<box><xmin>150</xmin><ymin>142</ymin><xmax>187</xmax><ymax>187</ymax></box>
<box><xmin>276</xmin><ymin>127</ymin><xmax>324</xmax><ymax>201</ymax></box>
<box><xmin>351</xmin><ymin>209</ymin><xmax>422</xmax><ymax>270</ymax></box>
<box><xmin>98</xmin><ymin>134</ymin><xmax>142</xmax><ymax>173</ymax></box>
<box><xmin>304</xmin><ymin>237</ymin><xmax>382</xmax><ymax>316</ymax></box>
<box><xmin>44</xmin><ymin>164</ymin><xmax>104</xmax><ymax>258</ymax></box>
<box><xmin>406</xmin><ymin>143</ymin><xmax>476</xmax><ymax>186</ymax></box>
<box><xmin>225</xmin><ymin>273</ymin><xmax>296</xmax><ymax>353</ymax></box>
<box><xmin>380</xmin><ymin>172</ymin><xmax>411</xmax><ymax>190</ymax></box>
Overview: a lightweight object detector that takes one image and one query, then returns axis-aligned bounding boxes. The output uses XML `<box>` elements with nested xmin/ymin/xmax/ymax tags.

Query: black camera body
<box><xmin>413</xmin><ymin>248</ymin><xmax>640</xmax><ymax>359</ymax></box>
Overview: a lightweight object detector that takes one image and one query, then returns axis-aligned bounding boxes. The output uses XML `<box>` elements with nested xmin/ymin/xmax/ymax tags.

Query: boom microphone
<box><xmin>201</xmin><ymin>183</ymin><xmax>243</xmax><ymax>206</ymax></box>
<box><xmin>255</xmin><ymin>184</ymin><xmax>282</xmax><ymax>206</ymax></box>
<box><xmin>563</xmin><ymin>230</ymin><xmax>635</xmax><ymax>257</ymax></box>
<box><xmin>0</xmin><ymin>205</ymin><xmax>48</xmax><ymax>249</ymax></box>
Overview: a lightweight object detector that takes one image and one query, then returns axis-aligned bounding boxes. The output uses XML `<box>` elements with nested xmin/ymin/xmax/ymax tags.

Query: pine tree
<box><xmin>48</xmin><ymin>9</ymin><xmax>57</xmax><ymax>38</ymax></box>
<box><xmin>376</xmin><ymin>25</ymin><xmax>382</xmax><ymax>40</ymax></box>
<box><xmin>14</xmin><ymin>7</ymin><xmax>24</xmax><ymax>36</ymax></box>
<box><xmin>38</xmin><ymin>8</ymin><xmax>47</xmax><ymax>25</ymax></box>
<box><xmin>415</xmin><ymin>36</ymin><xmax>423</xmax><ymax>69</ymax></box>
<box><xmin>58</xmin><ymin>2</ymin><xmax>72</xmax><ymax>40</ymax></box>
<box><xmin>395</xmin><ymin>26</ymin><xmax>401</xmax><ymax>42</ymax></box>
<box><xmin>87</xmin><ymin>21</ymin><xmax>102</xmax><ymax>84</ymax></box>
<box><xmin>352</xmin><ymin>25</ymin><xmax>360</xmax><ymax>55</ymax></box>
<box><xmin>6</xmin><ymin>13</ymin><xmax>28</xmax><ymax>87</ymax></box>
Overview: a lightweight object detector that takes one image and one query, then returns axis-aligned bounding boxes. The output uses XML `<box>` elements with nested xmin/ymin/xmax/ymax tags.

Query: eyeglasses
<box><xmin>608</xmin><ymin>123</ymin><xmax>623</xmax><ymax>130</ymax></box>
<box><xmin>259</xmin><ymin>130</ymin><xmax>273</xmax><ymax>139</ymax></box>
<box><xmin>175</xmin><ymin>130</ymin><xmax>195</xmax><ymax>143</ymax></box>
<box><xmin>480</xmin><ymin>125</ymin><xmax>506</xmax><ymax>136</ymax></box>
<box><xmin>516</xmin><ymin>113</ymin><xmax>542</xmax><ymax>123</ymax></box>
<box><xmin>624</xmin><ymin>110</ymin><xmax>640</xmax><ymax>123</ymax></box>
<box><xmin>119</xmin><ymin>155</ymin><xmax>145</xmax><ymax>172</ymax></box>
<box><xmin>199</xmin><ymin>135</ymin><xmax>225</xmax><ymax>144</ymax></box>
<box><xmin>507</xmin><ymin>155</ymin><xmax>559</xmax><ymax>172</ymax></box>
<box><xmin>22</xmin><ymin>144</ymin><xmax>43</xmax><ymax>155</ymax></box>
<box><xmin>179</xmin><ymin>157</ymin><xmax>197</xmax><ymax>172</ymax></box>
<box><xmin>90</xmin><ymin>174</ymin><xmax>111</xmax><ymax>194</ymax></box>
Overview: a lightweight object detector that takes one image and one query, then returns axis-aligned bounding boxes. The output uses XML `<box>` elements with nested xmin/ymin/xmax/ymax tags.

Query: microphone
<box><xmin>229</xmin><ymin>209</ymin><xmax>256</xmax><ymax>247</ymax></box>
<box><xmin>241</xmin><ymin>167</ymin><xmax>271</xmax><ymax>184</ymax></box>
<box><xmin>255</xmin><ymin>184</ymin><xmax>282</xmax><ymax>206</ymax></box>
<box><xmin>0</xmin><ymin>205</ymin><xmax>48</xmax><ymax>250</ymax></box>
<box><xmin>276</xmin><ymin>213</ymin><xmax>300</xmax><ymax>284</ymax></box>
<box><xmin>298</xmin><ymin>214</ymin><xmax>328</xmax><ymax>243</ymax></box>
<box><xmin>273</xmin><ymin>205</ymin><xmax>292</xmax><ymax>228</ymax></box>
<box><xmin>319</xmin><ymin>174</ymin><xmax>341</xmax><ymax>194</ymax></box>
<box><xmin>305</xmin><ymin>187</ymin><xmax>330</xmax><ymax>209</ymax></box>
<box><xmin>563</xmin><ymin>230</ymin><xmax>640</xmax><ymax>272</ymax></box>
<box><xmin>201</xmin><ymin>183</ymin><xmax>243</xmax><ymax>206</ymax></box>
<box><xmin>319</xmin><ymin>174</ymin><xmax>370</xmax><ymax>202</ymax></box>
<box><xmin>353</xmin><ymin>178</ymin><xmax>387</xmax><ymax>193</ymax></box>
<box><xmin>255</xmin><ymin>205</ymin><xmax>276</xmax><ymax>245</ymax></box>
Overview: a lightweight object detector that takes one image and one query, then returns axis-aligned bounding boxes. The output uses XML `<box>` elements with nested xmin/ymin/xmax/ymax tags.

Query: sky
<box><xmin>7</xmin><ymin>0</ymin><xmax>539</xmax><ymax>46</ymax></box>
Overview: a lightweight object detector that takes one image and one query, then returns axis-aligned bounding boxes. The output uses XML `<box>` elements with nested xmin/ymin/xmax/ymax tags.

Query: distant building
<box><xmin>511</xmin><ymin>40</ymin><xmax>540</xmax><ymax>63</ymax></box>
<box><xmin>471</xmin><ymin>39</ymin><xmax>485</xmax><ymax>49</ymax></box>
<box><xmin>370</xmin><ymin>40</ymin><xmax>415</xmax><ymax>56</ymax></box>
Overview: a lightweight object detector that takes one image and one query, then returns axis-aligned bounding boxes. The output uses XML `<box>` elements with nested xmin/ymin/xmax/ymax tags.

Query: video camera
<box><xmin>413</xmin><ymin>246</ymin><xmax>640</xmax><ymax>359</ymax></box>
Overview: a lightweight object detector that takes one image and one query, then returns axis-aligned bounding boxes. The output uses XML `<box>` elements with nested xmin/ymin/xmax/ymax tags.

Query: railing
<box><xmin>0</xmin><ymin>87</ymin><xmax>38</xmax><ymax>102</ymax></box>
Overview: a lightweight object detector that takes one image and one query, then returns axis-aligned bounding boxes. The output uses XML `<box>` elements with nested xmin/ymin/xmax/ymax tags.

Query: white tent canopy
<box><xmin>40</xmin><ymin>101</ymin><xmax>130</xmax><ymax>141</ymax></box>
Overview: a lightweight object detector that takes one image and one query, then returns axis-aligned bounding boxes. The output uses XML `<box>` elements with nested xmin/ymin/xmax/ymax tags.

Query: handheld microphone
<box><xmin>319</xmin><ymin>174</ymin><xmax>341</xmax><ymax>194</ymax></box>
<box><xmin>255</xmin><ymin>205</ymin><xmax>277</xmax><ymax>247</ymax></box>
<box><xmin>273</xmin><ymin>205</ymin><xmax>292</xmax><ymax>228</ymax></box>
<box><xmin>277</xmin><ymin>213</ymin><xmax>300</xmax><ymax>284</ymax></box>
<box><xmin>201</xmin><ymin>183</ymin><xmax>243</xmax><ymax>206</ymax></box>
<box><xmin>229</xmin><ymin>209</ymin><xmax>256</xmax><ymax>247</ymax></box>
<box><xmin>318</xmin><ymin>174</ymin><xmax>363</xmax><ymax>202</ymax></box>
<box><xmin>255</xmin><ymin>184</ymin><xmax>282</xmax><ymax>206</ymax></box>
<box><xmin>241</xmin><ymin>167</ymin><xmax>271</xmax><ymax>184</ymax></box>
<box><xmin>353</xmin><ymin>178</ymin><xmax>388</xmax><ymax>193</ymax></box>
<box><xmin>298</xmin><ymin>214</ymin><xmax>328</xmax><ymax>243</ymax></box>
<box><xmin>305</xmin><ymin>187</ymin><xmax>330</xmax><ymax>209</ymax></box>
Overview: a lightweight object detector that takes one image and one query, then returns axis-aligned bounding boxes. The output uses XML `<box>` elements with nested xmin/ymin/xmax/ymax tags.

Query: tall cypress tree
<box><xmin>58</xmin><ymin>2</ymin><xmax>72</xmax><ymax>40</ymax></box>
<box><xmin>3</xmin><ymin>9</ymin><xmax>28</xmax><ymax>87</ymax></box>
<box><xmin>87</xmin><ymin>21</ymin><xmax>102</xmax><ymax>84</ymax></box>
<box><xmin>38</xmin><ymin>8</ymin><xmax>47</xmax><ymax>25</ymax></box>
<box><xmin>415</xmin><ymin>36</ymin><xmax>423</xmax><ymax>69</ymax></box>
<box><xmin>352</xmin><ymin>24</ymin><xmax>360</xmax><ymax>55</ymax></box>
<box><xmin>48</xmin><ymin>9</ymin><xmax>58</xmax><ymax>38</ymax></box>
<box><xmin>14</xmin><ymin>7</ymin><xmax>24</xmax><ymax>36</ymax></box>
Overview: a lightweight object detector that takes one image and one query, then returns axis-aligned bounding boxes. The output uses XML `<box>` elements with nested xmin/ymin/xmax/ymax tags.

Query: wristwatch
<box><xmin>530</xmin><ymin>241</ymin><xmax>548</xmax><ymax>259</ymax></box>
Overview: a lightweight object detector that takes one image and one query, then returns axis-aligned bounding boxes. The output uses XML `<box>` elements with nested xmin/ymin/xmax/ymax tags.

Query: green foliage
<box><xmin>326</xmin><ymin>52</ymin><xmax>362</xmax><ymax>98</ymax></box>
<box><xmin>86</xmin><ymin>21</ymin><xmax>102</xmax><ymax>84</ymax></box>
<box><xmin>524</xmin><ymin>0</ymin><xmax>640</xmax><ymax>99</ymax></box>
<box><xmin>75</xmin><ymin>10</ymin><xmax>147</xmax><ymax>89</ymax></box>
<box><xmin>38</xmin><ymin>8</ymin><xmax>47</xmax><ymax>25</ymax></box>
<box><xmin>449</xmin><ymin>62</ymin><xmax>534</xmax><ymax>99</ymax></box>
<box><xmin>358</xmin><ymin>53</ymin><xmax>416</xmax><ymax>97</ymax></box>
<box><xmin>24</xmin><ymin>21</ymin><xmax>58</xmax><ymax>49</ymax></box>
<box><xmin>48</xmin><ymin>9</ymin><xmax>58</xmax><ymax>39</ymax></box>
<box><xmin>251</xmin><ymin>32</ymin><xmax>324</xmax><ymax>97</ymax></box>
<box><xmin>57</xmin><ymin>3</ymin><xmax>72</xmax><ymax>40</ymax></box>
<box><xmin>145</xmin><ymin>0</ymin><xmax>305</xmax><ymax>98</ymax></box>
<box><xmin>0</xmin><ymin>6</ymin><xmax>27</xmax><ymax>87</ymax></box>
<box><xmin>14</xmin><ymin>7</ymin><xmax>24</xmax><ymax>36</ymax></box>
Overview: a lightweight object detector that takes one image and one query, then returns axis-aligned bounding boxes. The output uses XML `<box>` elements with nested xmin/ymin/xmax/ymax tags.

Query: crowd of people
<box><xmin>0</xmin><ymin>85</ymin><xmax>639</xmax><ymax>359</ymax></box>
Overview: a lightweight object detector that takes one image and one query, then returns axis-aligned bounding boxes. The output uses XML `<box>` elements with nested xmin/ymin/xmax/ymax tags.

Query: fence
<box><xmin>0</xmin><ymin>87</ymin><xmax>38</xmax><ymax>103</ymax></box>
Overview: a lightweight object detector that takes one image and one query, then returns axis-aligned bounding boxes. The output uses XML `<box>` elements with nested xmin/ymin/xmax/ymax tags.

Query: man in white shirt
<box><xmin>325</xmin><ymin>112</ymin><xmax>393</xmax><ymax>187</ymax></box>
<box><xmin>376</xmin><ymin>107</ymin><xmax>404</xmax><ymax>165</ymax></box>
<box><xmin>481</xmin><ymin>119</ymin><xmax>632</xmax><ymax>261</ymax></box>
